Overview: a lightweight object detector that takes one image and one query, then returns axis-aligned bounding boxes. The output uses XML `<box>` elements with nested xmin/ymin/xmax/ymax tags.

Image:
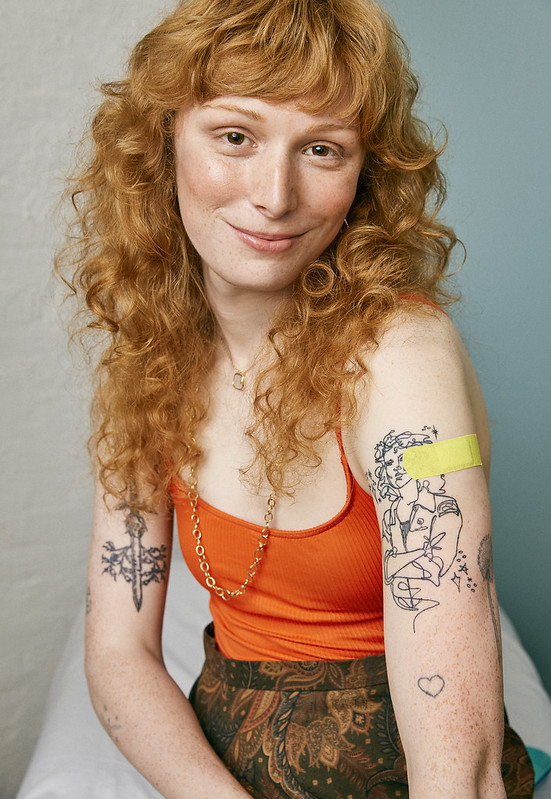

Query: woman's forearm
<box><xmin>407</xmin><ymin>760</ymin><xmax>506</xmax><ymax>799</ymax></box>
<box><xmin>86</xmin><ymin>645</ymin><xmax>250</xmax><ymax>799</ymax></box>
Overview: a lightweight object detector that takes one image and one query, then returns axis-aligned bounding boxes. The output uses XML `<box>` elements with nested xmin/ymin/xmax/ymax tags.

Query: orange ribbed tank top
<box><xmin>173</xmin><ymin>435</ymin><xmax>384</xmax><ymax>660</ymax></box>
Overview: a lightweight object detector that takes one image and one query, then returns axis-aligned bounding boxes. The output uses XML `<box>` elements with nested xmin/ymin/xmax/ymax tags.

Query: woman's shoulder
<box><xmin>344</xmin><ymin>302</ymin><xmax>491</xmax><ymax>483</ymax></box>
<box><xmin>355</xmin><ymin>302</ymin><xmax>488</xmax><ymax>442</ymax></box>
<box><xmin>365</xmin><ymin>301</ymin><xmax>465</xmax><ymax>377</ymax></box>
<box><xmin>341</xmin><ymin>300</ymin><xmax>492</xmax><ymax>493</ymax></box>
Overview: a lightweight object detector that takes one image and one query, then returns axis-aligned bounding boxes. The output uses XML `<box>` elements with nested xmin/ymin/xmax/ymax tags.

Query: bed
<box><xmin>16</xmin><ymin>551</ymin><xmax>551</xmax><ymax>798</ymax></box>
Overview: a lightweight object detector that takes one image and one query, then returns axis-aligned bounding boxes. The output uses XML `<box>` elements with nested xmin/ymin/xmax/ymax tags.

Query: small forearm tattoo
<box><xmin>102</xmin><ymin>499</ymin><xmax>167</xmax><ymax>612</ymax></box>
<box><xmin>99</xmin><ymin>704</ymin><xmax>122</xmax><ymax>744</ymax></box>
<box><xmin>418</xmin><ymin>674</ymin><xmax>445</xmax><ymax>697</ymax></box>
<box><xmin>478</xmin><ymin>533</ymin><xmax>502</xmax><ymax>665</ymax></box>
<box><xmin>368</xmin><ymin>426</ymin><xmax>474</xmax><ymax>631</ymax></box>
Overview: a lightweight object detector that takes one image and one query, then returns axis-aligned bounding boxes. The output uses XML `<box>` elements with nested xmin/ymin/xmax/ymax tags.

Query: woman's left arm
<box><xmin>354</xmin><ymin>309</ymin><xmax>506</xmax><ymax>799</ymax></box>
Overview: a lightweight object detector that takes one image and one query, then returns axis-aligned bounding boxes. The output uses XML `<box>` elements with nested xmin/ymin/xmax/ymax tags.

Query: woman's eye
<box><xmin>225</xmin><ymin>131</ymin><xmax>246</xmax><ymax>145</ymax></box>
<box><xmin>309</xmin><ymin>144</ymin><xmax>334</xmax><ymax>157</ymax></box>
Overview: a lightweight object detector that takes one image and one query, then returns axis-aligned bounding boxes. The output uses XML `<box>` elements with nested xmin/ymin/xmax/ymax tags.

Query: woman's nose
<box><xmin>250</xmin><ymin>151</ymin><xmax>298</xmax><ymax>218</ymax></box>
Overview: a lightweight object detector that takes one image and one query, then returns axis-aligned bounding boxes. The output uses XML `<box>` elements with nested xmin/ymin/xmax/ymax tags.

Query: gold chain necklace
<box><xmin>188</xmin><ymin>464</ymin><xmax>276</xmax><ymax>601</ymax></box>
<box><xmin>218</xmin><ymin>336</ymin><xmax>255</xmax><ymax>391</ymax></box>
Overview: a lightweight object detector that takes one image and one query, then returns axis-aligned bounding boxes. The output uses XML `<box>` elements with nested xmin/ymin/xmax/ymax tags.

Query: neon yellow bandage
<box><xmin>403</xmin><ymin>434</ymin><xmax>482</xmax><ymax>479</ymax></box>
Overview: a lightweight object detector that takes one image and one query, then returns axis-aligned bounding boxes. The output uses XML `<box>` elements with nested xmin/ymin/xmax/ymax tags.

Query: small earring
<box><xmin>342</xmin><ymin>217</ymin><xmax>350</xmax><ymax>229</ymax></box>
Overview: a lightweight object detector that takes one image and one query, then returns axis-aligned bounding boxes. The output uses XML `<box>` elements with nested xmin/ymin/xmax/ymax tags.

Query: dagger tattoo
<box><xmin>102</xmin><ymin>499</ymin><xmax>167</xmax><ymax>612</ymax></box>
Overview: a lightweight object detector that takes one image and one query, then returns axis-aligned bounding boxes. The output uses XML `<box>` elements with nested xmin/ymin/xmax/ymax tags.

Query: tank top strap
<box><xmin>335</xmin><ymin>428</ymin><xmax>354</xmax><ymax>501</ymax></box>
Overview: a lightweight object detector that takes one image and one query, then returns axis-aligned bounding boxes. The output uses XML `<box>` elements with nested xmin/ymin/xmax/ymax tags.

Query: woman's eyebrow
<box><xmin>303</xmin><ymin>121</ymin><xmax>358</xmax><ymax>135</ymax></box>
<box><xmin>202</xmin><ymin>103</ymin><xmax>355</xmax><ymax>135</ymax></box>
<box><xmin>202</xmin><ymin>103</ymin><xmax>264</xmax><ymax>121</ymax></box>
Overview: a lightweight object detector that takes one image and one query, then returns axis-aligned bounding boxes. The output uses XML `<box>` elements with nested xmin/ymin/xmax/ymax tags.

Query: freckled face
<box><xmin>173</xmin><ymin>96</ymin><xmax>365</xmax><ymax>298</ymax></box>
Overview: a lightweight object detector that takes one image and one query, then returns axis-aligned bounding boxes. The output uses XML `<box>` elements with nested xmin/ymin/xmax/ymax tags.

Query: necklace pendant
<box><xmin>232</xmin><ymin>371</ymin><xmax>245</xmax><ymax>390</ymax></box>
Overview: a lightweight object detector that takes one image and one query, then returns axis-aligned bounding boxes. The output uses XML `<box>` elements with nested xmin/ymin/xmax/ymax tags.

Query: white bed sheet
<box><xmin>16</xmin><ymin>555</ymin><xmax>551</xmax><ymax>798</ymax></box>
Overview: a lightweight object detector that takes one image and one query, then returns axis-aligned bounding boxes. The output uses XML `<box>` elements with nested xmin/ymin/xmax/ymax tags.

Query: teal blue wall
<box><xmin>383</xmin><ymin>0</ymin><xmax>551</xmax><ymax>692</ymax></box>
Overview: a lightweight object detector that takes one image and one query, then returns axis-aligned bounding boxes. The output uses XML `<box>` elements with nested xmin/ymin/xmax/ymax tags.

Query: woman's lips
<box><xmin>230</xmin><ymin>224</ymin><xmax>303</xmax><ymax>253</ymax></box>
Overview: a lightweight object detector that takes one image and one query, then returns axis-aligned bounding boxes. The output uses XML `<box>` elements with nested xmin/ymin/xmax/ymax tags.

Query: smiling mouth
<box><xmin>230</xmin><ymin>224</ymin><xmax>304</xmax><ymax>253</ymax></box>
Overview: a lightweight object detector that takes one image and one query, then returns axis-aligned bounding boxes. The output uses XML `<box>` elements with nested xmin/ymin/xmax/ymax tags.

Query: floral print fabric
<box><xmin>189</xmin><ymin>624</ymin><xmax>534</xmax><ymax>798</ymax></box>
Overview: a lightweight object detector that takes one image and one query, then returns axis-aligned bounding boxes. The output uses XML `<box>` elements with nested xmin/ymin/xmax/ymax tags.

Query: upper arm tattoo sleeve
<box><xmin>367</xmin><ymin>427</ymin><xmax>480</xmax><ymax>632</ymax></box>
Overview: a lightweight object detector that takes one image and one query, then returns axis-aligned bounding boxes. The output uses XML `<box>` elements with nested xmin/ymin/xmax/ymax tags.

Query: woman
<box><xmin>59</xmin><ymin>0</ymin><xmax>535</xmax><ymax>795</ymax></box>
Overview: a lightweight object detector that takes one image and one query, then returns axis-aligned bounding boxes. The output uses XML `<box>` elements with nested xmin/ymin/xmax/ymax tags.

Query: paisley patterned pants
<box><xmin>189</xmin><ymin>624</ymin><xmax>534</xmax><ymax>798</ymax></box>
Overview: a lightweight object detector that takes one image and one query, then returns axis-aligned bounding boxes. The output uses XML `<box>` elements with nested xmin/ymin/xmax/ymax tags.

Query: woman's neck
<box><xmin>204</xmin><ymin>273</ymin><xmax>291</xmax><ymax>364</ymax></box>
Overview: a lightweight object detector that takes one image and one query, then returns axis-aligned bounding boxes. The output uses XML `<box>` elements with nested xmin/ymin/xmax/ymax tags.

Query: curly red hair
<box><xmin>57</xmin><ymin>0</ymin><xmax>459</xmax><ymax>503</ymax></box>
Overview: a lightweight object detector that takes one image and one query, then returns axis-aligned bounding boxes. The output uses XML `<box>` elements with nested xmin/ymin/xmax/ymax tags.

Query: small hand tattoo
<box><xmin>418</xmin><ymin>674</ymin><xmax>445</xmax><ymax>697</ymax></box>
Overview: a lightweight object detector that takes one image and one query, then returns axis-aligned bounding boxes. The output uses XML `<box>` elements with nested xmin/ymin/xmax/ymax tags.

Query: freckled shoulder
<box><xmin>357</xmin><ymin>308</ymin><xmax>480</xmax><ymax>402</ymax></box>
<box><xmin>349</xmin><ymin>306</ymin><xmax>491</xmax><ymax>480</ymax></box>
<box><xmin>342</xmin><ymin>307</ymin><xmax>458</xmax><ymax>482</ymax></box>
<box><xmin>365</xmin><ymin>306</ymin><xmax>463</xmax><ymax>375</ymax></box>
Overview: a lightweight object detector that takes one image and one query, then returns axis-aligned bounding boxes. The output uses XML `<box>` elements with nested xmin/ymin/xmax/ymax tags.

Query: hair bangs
<box><xmin>136</xmin><ymin>0</ymin><xmax>390</xmax><ymax>128</ymax></box>
<box><xmin>197</xmin><ymin>46</ymin><xmax>363</xmax><ymax>119</ymax></box>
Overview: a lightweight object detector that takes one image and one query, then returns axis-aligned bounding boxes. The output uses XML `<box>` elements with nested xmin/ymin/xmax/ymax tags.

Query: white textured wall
<box><xmin>0</xmin><ymin>3</ymin><xmax>166</xmax><ymax>796</ymax></box>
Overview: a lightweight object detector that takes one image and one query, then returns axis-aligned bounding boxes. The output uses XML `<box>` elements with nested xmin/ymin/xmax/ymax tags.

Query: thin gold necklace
<box><xmin>188</xmin><ymin>464</ymin><xmax>276</xmax><ymax>601</ymax></box>
<box><xmin>218</xmin><ymin>336</ymin><xmax>255</xmax><ymax>391</ymax></box>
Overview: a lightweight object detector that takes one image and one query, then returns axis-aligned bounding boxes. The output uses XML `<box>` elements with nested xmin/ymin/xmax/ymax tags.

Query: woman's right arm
<box><xmin>85</xmin><ymin>482</ymin><xmax>251</xmax><ymax>799</ymax></box>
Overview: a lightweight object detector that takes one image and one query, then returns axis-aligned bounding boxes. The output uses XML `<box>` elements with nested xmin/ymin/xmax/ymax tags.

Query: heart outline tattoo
<box><xmin>418</xmin><ymin>674</ymin><xmax>445</xmax><ymax>697</ymax></box>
